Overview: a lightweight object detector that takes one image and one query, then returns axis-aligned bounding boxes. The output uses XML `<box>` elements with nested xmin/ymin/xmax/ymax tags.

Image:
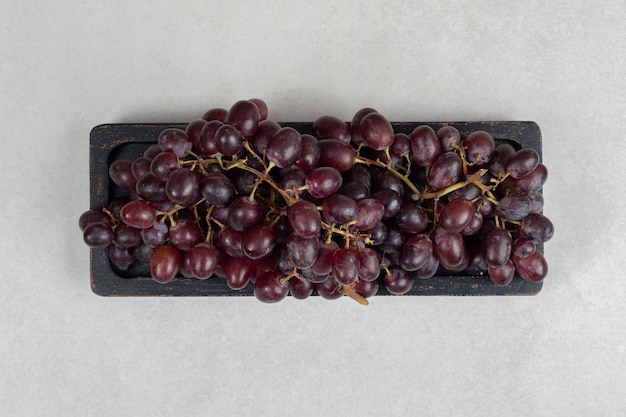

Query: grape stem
<box><xmin>343</xmin><ymin>285</ymin><xmax>369</xmax><ymax>306</ymax></box>
<box><xmin>355</xmin><ymin>156</ymin><xmax>421</xmax><ymax>201</ymax></box>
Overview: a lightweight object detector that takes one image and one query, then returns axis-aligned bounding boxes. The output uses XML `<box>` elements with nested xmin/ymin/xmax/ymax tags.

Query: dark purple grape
<box><xmin>158</xmin><ymin>128</ymin><xmax>192</xmax><ymax>158</ymax></box>
<box><xmin>305</xmin><ymin>167</ymin><xmax>343</xmax><ymax>199</ymax></box>
<box><xmin>280</xmin><ymin>168</ymin><xmax>306</xmax><ymax>196</ymax></box>
<box><xmin>506</xmin><ymin>163</ymin><xmax>548</xmax><ymax>194</ymax></box>
<box><xmin>186</xmin><ymin>119</ymin><xmax>208</xmax><ymax>152</ymax></box>
<box><xmin>357</xmin><ymin>248</ymin><xmax>381</xmax><ymax>281</ymax></box>
<box><xmin>488</xmin><ymin>259</ymin><xmax>515</xmax><ymax>286</ymax></box>
<box><xmin>350</xmin><ymin>107</ymin><xmax>378</xmax><ymax>145</ymax></box>
<box><xmin>391</xmin><ymin>133</ymin><xmax>411</xmax><ymax>157</ymax></box>
<box><xmin>179</xmin><ymin>251</ymin><xmax>194</xmax><ymax>278</ymax></box>
<box><xmin>395</xmin><ymin>203</ymin><xmax>429</xmax><ymax>234</ymax></box>
<box><xmin>318</xmin><ymin>139</ymin><xmax>356</xmax><ymax>172</ymax></box>
<box><xmin>202</xmin><ymin>108</ymin><xmax>227</xmax><ymax>122</ymax></box>
<box><xmin>359</xmin><ymin>112</ymin><xmax>394</xmax><ymax>150</ymax></box>
<box><xmin>512</xmin><ymin>251</ymin><xmax>548</xmax><ymax>283</ymax></box>
<box><xmin>165</xmin><ymin>168</ymin><xmax>202</xmax><ymax>206</ymax></box>
<box><xmin>109</xmin><ymin>245</ymin><xmax>136</xmax><ymax>271</ymax></box>
<box><xmin>215</xmin><ymin>124</ymin><xmax>243</xmax><ymax>156</ymax></box>
<box><xmin>460</xmin><ymin>211</ymin><xmax>484</xmax><ymax>236</ymax></box>
<box><xmin>372</xmin><ymin>189</ymin><xmax>402</xmax><ymax>220</ymax></box>
<box><xmin>489</xmin><ymin>143</ymin><xmax>516</xmax><ymax>178</ymax></box>
<box><xmin>198</xmin><ymin>120</ymin><xmax>223</xmax><ymax>156</ymax></box>
<box><xmin>141</xmin><ymin>221</ymin><xmax>169</xmax><ymax>248</ymax></box>
<box><xmin>413</xmin><ymin>253</ymin><xmax>440</xmax><ymax>279</ymax></box>
<box><xmin>379</xmin><ymin>227</ymin><xmax>405</xmax><ymax>253</ymax></box>
<box><xmin>448</xmin><ymin>184</ymin><xmax>480</xmax><ymax>202</ymax></box>
<box><xmin>225</xmin><ymin>100</ymin><xmax>260</xmax><ymax>138</ymax></box>
<box><xmin>201</xmin><ymin>172</ymin><xmax>236</xmax><ymax>208</ymax></box>
<box><xmin>365</xmin><ymin>221</ymin><xmax>387</xmax><ymax>245</ymax></box>
<box><xmin>136</xmin><ymin>172</ymin><xmax>167</xmax><ymax>201</ymax></box>
<box><xmin>233</xmin><ymin>170</ymin><xmax>257</xmax><ymax>196</ymax></box>
<box><xmin>254</xmin><ymin>270</ymin><xmax>289</xmax><ymax>303</ymax></box>
<box><xmin>313</xmin><ymin>115</ymin><xmax>351</xmax><ymax>142</ymax></box>
<box><xmin>354</xmin><ymin>279</ymin><xmax>379</xmax><ymax>298</ymax></box>
<box><xmin>300</xmin><ymin>268</ymin><xmax>329</xmax><ymax>284</ymax></box>
<box><xmin>79</xmin><ymin>209</ymin><xmax>111</xmax><ymax>231</ymax></box>
<box><xmin>134</xmin><ymin>242</ymin><xmax>153</xmax><ymax>263</ymax></box>
<box><xmin>286</xmin><ymin>233</ymin><xmax>320</xmax><ymax>269</ymax></box>
<box><xmin>225</xmin><ymin>256</ymin><xmax>255</xmax><ymax>290</ymax></box>
<box><xmin>83</xmin><ymin>222</ymin><xmax>114</xmax><ymax>247</ymax></box>
<box><xmin>354</xmin><ymin>198</ymin><xmax>385</xmax><ymax>231</ymax></box>
<box><xmin>169</xmin><ymin>219</ymin><xmax>203</xmax><ymax>252</ymax></box>
<box><xmin>521</xmin><ymin>213</ymin><xmax>554</xmax><ymax>243</ymax></box>
<box><xmin>293</xmin><ymin>134</ymin><xmax>320</xmax><ymax>173</ymax></box>
<box><xmin>113</xmin><ymin>224</ymin><xmax>142</xmax><ymax>248</ymax></box>
<box><xmin>249</xmin><ymin>119</ymin><xmax>281</xmax><ymax>155</ymax></box>
<box><xmin>109</xmin><ymin>159</ymin><xmax>137</xmax><ymax>191</ymax></box>
<box><xmin>131</xmin><ymin>156</ymin><xmax>152</xmax><ymax>180</ymax></box>
<box><xmin>248</xmin><ymin>98</ymin><xmax>268</xmax><ymax>121</ymax></box>
<box><xmin>242</xmin><ymin>225</ymin><xmax>277</xmax><ymax>260</ymax></box>
<box><xmin>332</xmin><ymin>248</ymin><xmax>360</xmax><ymax>285</ymax></box>
<box><xmin>512</xmin><ymin>237</ymin><xmax>536</xmax><ymax>258</ymax></box>
<box><xmin>266</xmin><ymin>127</ymin><xmax>303</xmax><ymax>168</ymax></box>
<box><xmin>189</xmin><ymin>242</ymin><xmax>220</xmax><ymax>279</ymax></box>
<box><xmin>438</xmin><ymin>197</ymin><xmax>475</xmax><ymax>233</ymax></box>
<box><xmin>529</xmin><ymin>192</ymin><xmax>544</xmax><ymax>213</ymax></box>
<box><xmin>399</xmin><ymin>234</ymin><xmax>433</xmax><ymax>272</ymax></box>
<box><xmin>289</xmin><ymin>277</ymin><xmax>314</xmax><ymax>299</ymax></box>
<box><xmin>228</xmin><ymin>197</ymin><xmax>263</xmax><ymax>231</ymax></box>
<box><xmin>287</xmin><ymin>200</ymin><xmax>321</xmax><ymax>239</ymax></box>
<box><xmin>483</xmin><ymin>227</ymin><xmax>512</xmax><ymax>268</ymax></box>
<box><xmin>428</xmin><ymin>151</ymin><xmax>462</xmax><ymax>191</ymax></box>
<box><xmin>383</xmin><ymin>268</ymin><xmax>414</xmax><ymax>295</ymax></box>
<box><xmin>465</xmin><ymin>243</ymin><xmax>488</xmax><ymax>274</ymax></box>
<box><xmin>476</xmin><ymin>197</ymin><xmax>496</xmax><ymax>218</ymax></box>
<box><xmin>150</xmin><ymin>152</ymin><xmax>180</xmax><ymax>180</ymax></box>
<box><xmin>311</xmin><ymin>240</ymin><xmax>339</xmax><ymax>275</ymax></box>
<box><xmin>437</xmin><ymin>126</ymin><xmax>461</xmax><ymax>151</ymax></box>
<box><xmin>315</xmin><ymin>278</ymin><xmax>343</xmax><ymax>300</ymax></box>
<box><xmin>143</xmin><ymin>144</ymin><xmax>162</xmax><ymax>159</ymax></box>
<box><xmin>344</xmin><ymin>164</ymin><xmax>372</xmax><ymax>189</ymax></box>
<box><xmin>463</xmin><ymin>130</ymin><xmax>495</xmax><ymax>165</ymax></box>
<box><xmin>496</xmin><ymin>194</ymin><xmax>531</xmax><ymax>221</ymax></box>
<box><xmin>433</xmin><ymin>228</ymin><xmax>468</xmax><ymax>270</ymax></box>
<box><xmin>321</xmin><ymin>194</ymin><xmax>357</xmax><ymax>224</ymax></box>
<box><xmin>410</xmin><ymin>125</ymin><xmax>442</xmax><ymax>167</ymax></box>
<box><xmin>506</xmin><ymin>149</ymin><xmax>540</xmax><ymax>179</ymax></box>
<box><xmin>337</xmin><ymin>181</ymin><xmax>370</xmax><ymax>201</ymax></box>
<box><xmin>150</xmin><ymin>245</ymin><xmax>181</xmax><ymax>283</ymax></box>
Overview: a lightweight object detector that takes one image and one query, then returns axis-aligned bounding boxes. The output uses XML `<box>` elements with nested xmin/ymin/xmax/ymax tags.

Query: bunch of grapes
<box><xmin>80</xmin><ymin>99</ymin><xmax>553</xmax><ymax>305</ymax></box>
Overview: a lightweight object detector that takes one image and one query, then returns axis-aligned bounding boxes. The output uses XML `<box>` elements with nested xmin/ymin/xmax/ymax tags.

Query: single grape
<box><xmin>198</xmin><ymin>120</ymin><xmax>223</xmax><ymax>156</ymax></box>
<box><xmin>496</xmin><ymin>194</ymin><xmax>531</xmax><ymax>221</ymax></box>
<box><xmin>150</xmin><ymin>151</ymin><xmax>180</xmax><ymax>180</ymax></box>
<box><xmin>512</xmin><ymin>251</ymin><xmax>548</xmax><ymax>283</ymax></box>
<box><xmin>372</xmin><ymin>189</ymin><xmax>402</xmax><ymax>220</ymax></box>
<box><xmin>249</xmin><ymin>119</ymin><xmax>281</xmax><ymax>155</ymax></box>
<box><xmin>433</xmin><ymin>228</ymin><xmax>468</xmax><ymax>270</ymax></box>
<box><xmin>141</xmin><ymin>221</ymin><xmax>169</xmax><ymax>248</ymax></box>
<box><xmin>83</xmin><ymin>222</ymin><xmax>114</xmax><ymax>247</ymax></box>
<box><xmin>356</xmin><ymin>248</ymin><xmax>381</xmax><ymax>282</ymax></box>
<box><xmin>215</xmin><ymin>124</ymin><xmax>244</xmax><ymax>156</ymax></box>
<box><xmin>365</xmin><ymin>221</ymin><xmax>388</xmax><ymax>245</ymax></box>
<box><xmin>143</xmin><ymin>144</ymin><xmax>162</xmax><ymax>159</ymax></box>
<box><xmin>463</xmin><ymin>131</ymin><xmax>495</xmax><ymax>165</ymax></box>
<box><xmin>315</xmin><ymin>277</ymin><xmax>343</xmax><ymax>300</ymax></box>
<box><xmin>289</xmin><ymin>277</ymin><xmax>314</xmax><ymax>299</ymax></box>
<box><xmin>379</xmin><ymin>227</ymin><xmax>406</xmax><ymax>253</ymax></box>
<box><xmin>165</xmin><ymin>168</ymin><xmax>202</xmax><ymax>206</ymax></box>
<box><xmin>131</xmin><ymin>156</ymin><xmax>152</xmax><ymax>180</ymax></box>
<box><xmin>158</xmin><ymin>128</ymin><xmax>192</xmax><ymax>158</ymax></box>
<box><xmin>391</xmin><ymin>133</ymin><xmax>411</xmax><ymax>157</ymax></box>
<box><xmin>280</xmin><ymin>168</ymin><xmax>306</xmax><ymax>197</ymax></box>
<box><xmin>305</xmin><ymin>167</ymin><xmax>343</xmax><ymax>199</ymax></box>
<box><xmin>399</xmin><ymin>234</ymin><xmax>433</xmax><ymax>272</ymax></box>
<box><xmin>506</xmin><ymin>149</ymin><xmax>540</xmax><ymax>179</ymax></box>
<box><xmin>79</xmin><ymin>209</ymin><xmax>111</xmax><ymax>232</ymax></box>
<box><xmin>337</xmin><ymin>181</ymin><xmax>370</xmax><ymax>201</ymax></box>
<box><xmin>460</xmin><ymin>211</ymin><xmax>484</xmax><ymax>236</ymax></box>
<box><xmin>108</xmin><ymin>245</ymin><xmax>136</xmax><ymax>271</ymax></box>
<box><xmin>202</xmin><ymin>107</ymin><xmax>228</xmax><ymax>122</ymax></box>
<box><xmin>311</xmin><ymin>240</ymin><xmax>339</xmax><ymax>275</ymax></box>
<box><xmin>344</xmin><ymin>164</ymin><xmax>372</xmax><ymax>189</ymax></box>
<box><xmin>242</xmin><ymin>225</ymin><xmax>277</xmax><ymax>260</ymax></box>
<box><xmin>248</xmin><ymin>98</ymin><xmax>268</xmax><ymax>121</ymax></box>
<box><xmin>253</xmin><ymin>270</ymin><xmax>289</xmax><ymax>303</ymax></box>
<box><xmin>266</xmin><ymin>127</ymin><xmax>303</xmax><ymax>168</ymax></box>
<box><xmin>225</xmin><ymin>256</ymin><xmax>255</xmax><ymax>290</ymax></box>
<box><xmin>168</xmin><ymin>218</ymin><xmax>203</xmax><ymax>252</ymax></box>
<box><xmin>413</xmin><ymin>253</ymin><xmax>440</xmax><ymax>279</ymax></box>
<box><xmin>438</xmin><ymin>197</ymin><xmax>475</xmax><ymax>233</ymax></box>
<box><xmin>135</xmin><ymin>172</ymin><xmax>167</xmax><ymax>202</ymax></box>
<box><xmin>350</xmin><ymin>107</ymin><xmax>378</xmax><ymax>145</ymax></box>
<box><xmin>521</xmin><ymin>213</ymin><xmax>554</xmax><ymax>243</ymax></box>
<box><xmin>489</xmin><ymin>143</ymin><xmax>516</xmax><ymax>178</ymax></box>
<box><xmin>512</xmin><ymin>237</ymin><xmax>536</xmax><ymax>258</ymax></box>
<box><xmin>299</xmin><ymin>268</ymin><xmax>330</xmax><ymax>284</ymax></box>
<box><xmin>354</xmin><ymin>278</ymin><xmax>379</xmax><ymax>298</ymax></box>
<box><xmin>437</xmin><ymin>125</ymin><xmax>461</xmax><ymax>151</ymax></box>
<box><xmin>313</xmin><ymin>115</ymin><xmax>351</xmax><ymax>142</ymax></box>
<box><xmin>465</xmin><ymin>243</ymin><xmax>488</xmax><ymax>274</ymax></box>
<box><xmin>488</xmin><ymin>259</ymin><xmax>515</xmax><ymax>286</ymax></box>
<box><xmin>186</xmin><ymin>119</ymin><xmax>208</xmax><ymax>152</ymax></box>
<box><xmin>354</xmin><ymin>198</ymin><xmax>385</xmax><ymax>231</ymax></box>
<box><xmin>332</xmin><ymin>248</ymin><xmax>360</xmax><ymax>285</ymax></box>
<box><xmin>287</xmin><ymin>200</ymin><xmax>321</xmax><ymax>238</ymax></box>
<box><xmin>428</xmin><ymin>151</ymin><xmax>462</xmax><ymax>191</ymax></box>
<box><xmin>383</xmin><ymin>268</ymin><xmax>414</xmax><ymax>295</ymax></box>
<box><xmin>359</xmin><ymin>112</ymin><xmax>394</xmax><ymax>150</ymax></box>
<box><xmin>321</xmin><ymin>194</ymin><xmax>357</xmax><ymax>224</ymax></box>
<box><xmin>225</xmin><ymin>99</ymin><xmax>260</xmax><ymax>138</ymax></box>
<box><xmin>410</xmin><ymin>125</ymin><xmax>442</xmax><ymax>167</ymax></box>
<box><xmin>133</xmin><ymin>242</ymin><xmax>153</xmax><ymax>263</ymax></box>
<box><xmin>217</xmin><ymin>225</ymin><xmax>245</xmax><ymax>258</ymax></box>
<box><xmin>293</xmin><ymin>134</ymin><xmax>321</xmax><ymax>173</ymax></box>
<box><xmin>286</xmin><ymin>233</ymin><xmax>320</xmax><ymax>269</ymax></box>
<box><xmin>109</xmin><ymin>159</ymin><xmax>137</xmax><ymax>191</ymax></box>
<box><xmin>228</xmin><ymin>197</ymin><xmax>263</xmax><ymax>232</ymax></box>
<box><xmin>506</xmin><ymin>163</ymin><xmax>548</xmax><ymax>194</ymax></box>
<box><xmin>529</xmin><ymin>192</ymin><xmax>544</xmax><ymax>213</ymax></box>
<box><xmin>483</xmin><ymin>227</ymin><xmax>512</xmax><ymax>268</ymax></box>
<box><xmin>318</xmin><ymin>139</ymin><xmax>356</xmax><ymax>172</ymax></box>
<box><xmin>150</xmin><ymin>245</ymin><xmax>181</xmax><ymax>283</ymax></box>
<box><xmin>112</xmin><ymin>224</ymin><xmax>142</xmax><ymax>248</ymax></box>
<box><xmin>395</xmin><ymin>203</ymin><xmax>429</xmax><ymax>234</ymax></box>
<box><xmin>189</xmin><ymin>242</ymin><xmax>220</xmax><ymax>279</ymax></box>
<box><xmin>201</xmin><ymin>172</ymin><xmax>236</xmax><ymax>208</ymax></box>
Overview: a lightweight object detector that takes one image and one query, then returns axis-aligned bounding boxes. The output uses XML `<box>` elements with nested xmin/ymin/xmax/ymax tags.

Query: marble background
<box><xmin>1</xmin><ymin>1</ymin><xmax>624</xmax><ymax>416</ymax></box>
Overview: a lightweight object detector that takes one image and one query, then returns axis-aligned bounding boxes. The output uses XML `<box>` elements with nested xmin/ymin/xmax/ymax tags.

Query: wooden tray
<box><xmin>90</xmin><ymin>121</ymin><xmax>544</xmax><ymax>297</ymax></box>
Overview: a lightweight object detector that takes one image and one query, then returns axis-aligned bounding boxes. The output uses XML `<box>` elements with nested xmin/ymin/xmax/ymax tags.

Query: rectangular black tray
<box><xmin>90</xmin><ymin>121</ymin><xmax>543</xmax><ymax>297</ymax></box>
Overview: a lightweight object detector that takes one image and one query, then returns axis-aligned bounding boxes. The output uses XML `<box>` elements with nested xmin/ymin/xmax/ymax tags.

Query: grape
<box><xmin>338</xmin><ymin>181</ymin><xmax>370</xmax><ymax>201</ymax></box>
<box><xmin>289</xmin><ymin>277</ymin><xmax>314</xmax><ymax>299</ymax></box>
<box><xmin>483</xmin><ymin>227</ymin><xmax>512</xmax><ymax>268</ymax></box>
<box><xmin>201</xmin><ymin>172</ymin><xmax>236</xmax><ymax>208</ymax></box>
<box><xmin>354</xmin><ymin>198</ymin><xmax>385</xmax><ymax>231</ymax></box>
<box><xmin>179</xmin><ymin>251</ymin><xmax>194</xmax><ymax>278</ymax></box>
<box><xmin>158</xmin><ymin>128</ymin><xmax>192</xmax><ymax>158</ymax></box>
<box><xmin>395</xmin><ymin>203</ymin><xmax>429</xmax><ymax>234</ymax></box>
<box><xmin>399</xmin><ymin>234</ymin><xmax>433</xmax><ymax>272</ymax></box>
<box><xmin>109</xmin><ymin>245</ymin><xmax>136</xmax><ymax>271</ymax></box>
<box><xmin>228</xmin><ymin>197</ymin><xmax>263</xmax><ymax>231</ymax></box>
<box><xmin>202</xmin><ymin>107</ymin><xmax>228</xmax><ymax>122</ymax></box>
<box><xmin>79</xmin><ymin>209</ymin><xmax>111</xmax><ymax>231</ymax></box>
<box><xmin>315</xmin><ymin>277</ymin><xmax>343</xmax><ymax>300</ymax></box>
<box><xmin>521</xmin><ymin>213</ymin><xmax>554</xmax><ymax>243</ymax></box>
<box><xmin>410</xmin><ymin>125</ymin><xmax>442</xmax><ymax>167</ymax></box>
<box><xmin>293</xmin><ymin>134</ymin><xmax>321</xmax><ymax>173</ymax></box>
<box><xmin>354</xmin><ymin>279</ymin><xmax>379</xmax><ymax>298</ymax></box>
<box><xmin>311</xmin><ymin>240</ymin><xmax>339</xmax><ymax>275</ymax></box>
<box><xmin>305</xmin><ymin>167</ymin><xmax>343</xmax><ymax>199</ymax></box>
<box><xmin>365</xmin><ymin>221</ymin><xmax>388</xmax><ymax>245</ymax></box>
<box><xmin>489</xmin><ymin>143</ymin><xmax>516</xmax><ymax>178</ymax></box>
<box><xmin>321</xmin><ymin>194</ymin><xmax>357</xmax><ymax>224</ymax></box>
<box><xmin>512</xmin><ymin>237</ymin><xmax>536</xmax><ymax>258</ymax></box>
<box><xmin>413</xmin><ymin>253</ymin><xmax>440</xmax><ymax>279</ymax></box>
<box><xmin>332</xmin><ymin>248</ymin><xmax>360</xmax><ymax>285</ymax></box>
<box><xmin>313</xmin><ymin>115</ymin><xmax>351</xmax><ymax>142</ymax></box>
<box><xmin>215</xmin><ymin>124</ymin><xmax>244</xmax><ymax>156</ymax></box>
<box><xmin>225</xmin><ymin>100</ymin><xmax>260</xmax><ymax>138</ymax></box>
<box><xmin>438</xmin><ymin>197</ymin><xmax>475</xmax><ymax>233</ymax></box>
<box><xmin>383</xmin><ymin>268</ymin><xmax>414</xmax><ymax>295</ymax></box>
<box><xmin>529</xmin><ymin>192</ymin><xmax>544</xmax><ymax>213</ymax></box>
<box><xmin>109</xmin><ymin>159</ymin><xmax>137</xmax><ymax>191</ymax></box>
<box><xmin>150</xmin><ymin>152</ymin><xmax>180</xmax><ymax>179</ymax></box>
<box><xmin>512</xmin><ymin>251</ymin><xmax>548</xmax><ymax>283</ymax></box>
<box><xmin>248</xmin><ymin>98</ymin><xmax>268</xmax><ymax>121</ymax></box>
<box><xmin>433</xmin><ymin>228</ymin><xmax>468</xmax><ymax>270</ymax></box>
<box><xmin>488</xmin><ymin>259</ymin><xmax>515</xmax><ymax>286</ymax></box>
<box><xmin>350</xmin><ymin>107</ymin><xmax>378</xmax><ymax>144</ymax></box>
<box><xmin>83</xmin><ymin>222</ymin><xmax>114</xmax><ymax>247</ymax></box>
<box><xmin>391</xmin><ymin>133</ymin><xmax>411</xmax><ymax>157</ymax></box>
<box><xmin>318</xmin><ymin>139</ymin><xmax>357</xmax><ymax>172</ymax></box>
<box><xmin>359</xmin><ymin>112</ymin><xmax>394</xmax><ymax>150</ymax></box>
<box><xmin>463</xmin><ymin>131</ymin><xmax>495</xmax><ymax>165</ymax></box>
<box><xmin>136</xmin><ymin>172</ymin><xmax>167</xmax><ymax>201</ymax></box>
<box><xmin>225</xmin><ymin>256</ymin><xmax>255</xmax><ymax>290</ymax></box>
<box><xmin>379</xmin><ymin>227</ymin><xmax>406</xmax><ymax>253</ymax></box>
<box><xmin>372</xmin><ymin>189</ymin><xmax>402</xmax><ymax>220</ymax></box>
<box><xmin>506</xmin><ymin>149</ymin><xmax>540</xmax><ymax>179</ymax></box>
<box><xmin>428</xmin><ymin>151</ymin><xmax>462</xmax><ymax>191</ymax></box>
<box><xmin>249</xmin><ymin>119</ymin><xmax>281</xmax><ymax>155</ymax></box>
<box><xmin>165</xmin><ymin>168</ymin><xmax>202</xmax><ymax>206</ymax></box>
<box><xmin>507</xmin><ymin>163</ymin><xmax>548</xmax><ymax>194</ymax></box>
<box><xmin>437</xmin><ymin>125</ymin><xmax>461</xmax><ymax>151</ymax></box>
<box><xmin>134</xmin><ymin>242</ymin><xmax>153</xmax><ymax>263</ymax></box>
<box><xmin>242</xmin><ymin>225</ymin><xmax>277</xmax><ymax>260</ymax></box>
<box><xmin>460</xmin><ymin>211</ymin><xmax>484</xmax><ymax>236</ymax></box>
<box><xmin>286</xmin><ymin>233</ymin><xmax>320</xmax><ymax>269</ymax></box>
<box><xmin>372</xmin><ymin>170</ymin><xmax>405</xmax><ymax>198</ymax></box>
<box><xmin>344</xmin><ymin>164</ymin><xmax>372</xmax><ymax>189</ymax></box>
<box><xmin>217</xmin><ymin>225</ymin><xmax>244</xmax><ymax>258</ymax></box>
<box><xmin>113</xmin><ymin>224</ymin><xmax>142</xmax><ymax>248</ymax></box>
<box><xmin>357</xmin><ymin>248</ymin><xmax>381</xmax><ymax>281</ymax></box>
<box><xmin>288</xmin><ymin>200</ymin><xmax>321</xmax><ymax>238</ymax></box>
<box><xmin>496</xmin><ymin>194</ymin><xmax>531</xmax><ymax>221</ymax></box>
<box><xmin>186</xmin><ymin>119</ymin><xmax>208</xmax><ymax>152</ymax></box>
<box><xmin>131</xmin><ymin>156</ymin><xmax>152</xmax><ymax>180</ymax></box>
<box><xmin>189</xmin><ymin>242</ymin><xmax>220</xmax><ymax>279</ymax></box>
<box><xmin>266</xmin><ymin>127</ymin><xmax>303</xmax><ymax>168</ymax></box>
<box><xmin>465</xmin><ymin>243</ymin><xmax>488</xmax><ymax>274</ymax></box>
<box><xmin>198</xmin><ymin>120</ymin><xmax>223</xmax><ymax>156</ymax></box>
<box><xmin>300</xmin><ymin>268</ymin><xmax>330</xmax><ymax>284</ymax></box>
<box><xmin>143</xmin><ymin>144</ymin><xmax>162</xmax><ymax>159</ymax></box>
<box><xmin>141</xmin><ymin>221</ymin><xmax>169</xmax><ymax>247</ymax></box>
<box><xmin>253</xmin><ymin>270</ymin><xmax>289</xmax><ymax>303</ymax></box>
<box><xmin>280</xmin><ymin>168</ymin><xmax>306</xmax><ymax>196</ymax></box>
<box><xmin>150</xmin><ymin>246</ymin><xmax>181</xmax><ymax>283</ymax></box>
<box><xmin>169</xmin><ymin>218</ymin><xmax>203</xmax><ymax>252</ymax></box>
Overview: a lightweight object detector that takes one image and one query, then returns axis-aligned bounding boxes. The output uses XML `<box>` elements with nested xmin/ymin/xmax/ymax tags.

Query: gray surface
<box><xmin>1</xmin><ymin>1</ymin><xmax>624</xmax><ymax>416</ymax></box>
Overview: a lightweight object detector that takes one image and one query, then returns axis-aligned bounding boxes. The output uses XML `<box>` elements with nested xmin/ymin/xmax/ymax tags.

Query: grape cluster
<box><xmin>80</xmin><ymin>99</ymin><xmax>553</xmax><ymax>304</ymax></box>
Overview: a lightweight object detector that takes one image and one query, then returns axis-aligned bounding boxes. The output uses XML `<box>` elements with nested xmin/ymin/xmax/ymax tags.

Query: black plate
<box><xmin>89</xmin><ymin>122</ymin><xmax>543</xmax><ymax>297</ymax></box>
